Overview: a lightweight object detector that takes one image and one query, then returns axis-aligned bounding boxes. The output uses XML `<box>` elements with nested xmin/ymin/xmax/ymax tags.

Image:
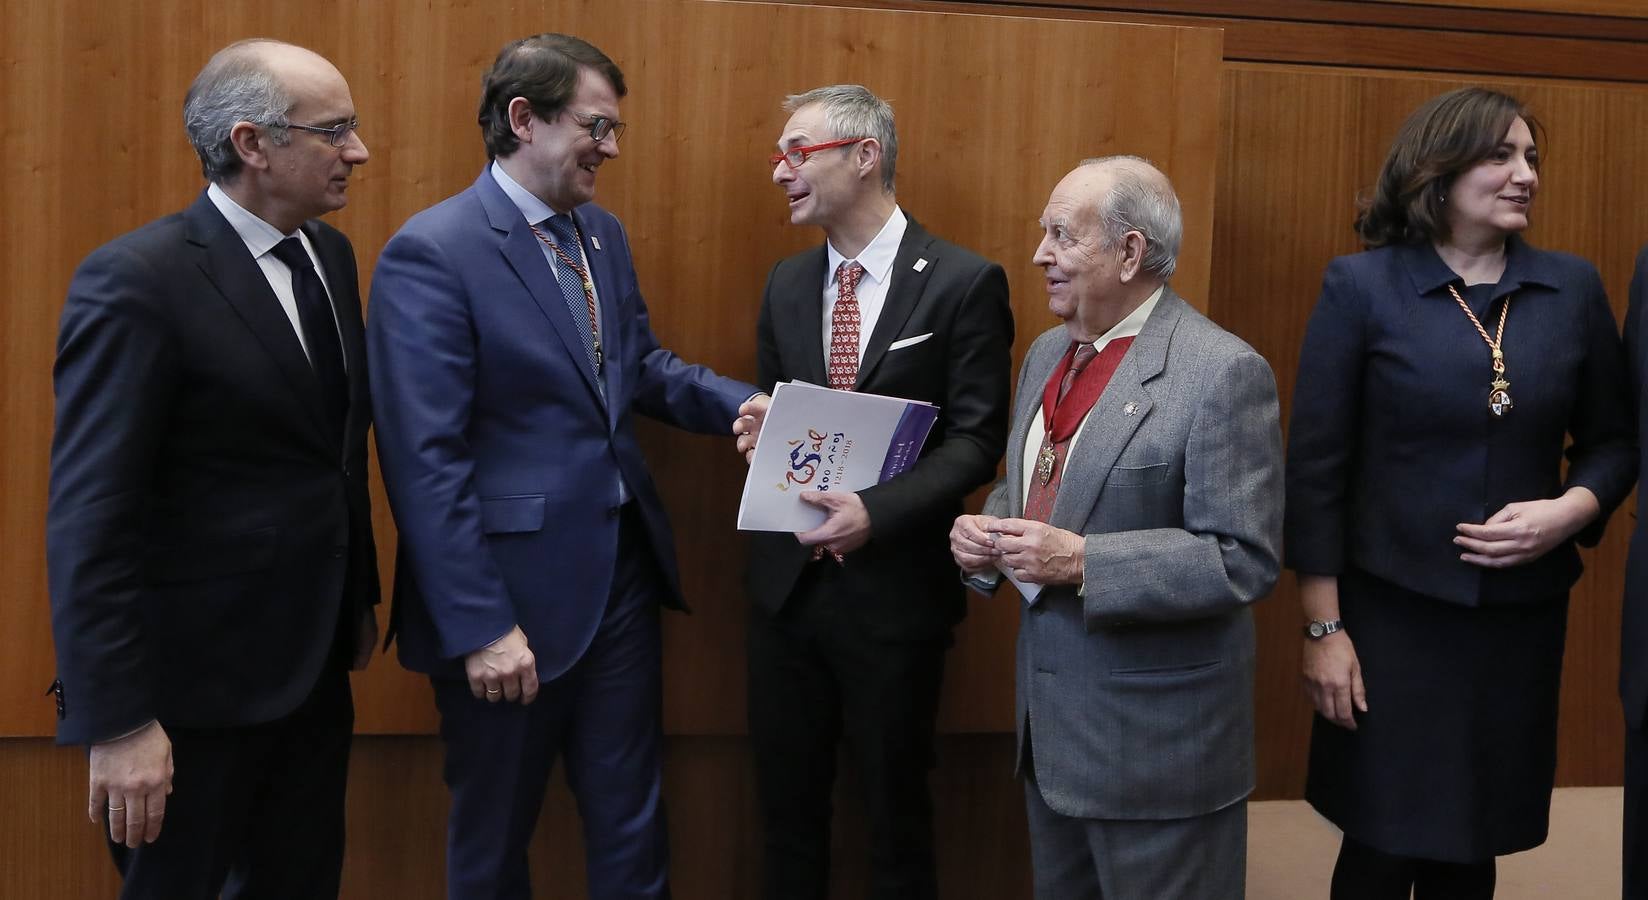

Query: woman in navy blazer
<box><xmin>1285</xmin><ymin>87</ymin><xmax>1634</xmax><ymax>899</ymax></box>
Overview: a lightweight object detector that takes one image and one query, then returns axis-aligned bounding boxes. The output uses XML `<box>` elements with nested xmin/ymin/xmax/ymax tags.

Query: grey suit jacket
<box><xmin>983</xmin><ymin>289</ymin><xmax>1283</xmax><ymax>821</ymax></box>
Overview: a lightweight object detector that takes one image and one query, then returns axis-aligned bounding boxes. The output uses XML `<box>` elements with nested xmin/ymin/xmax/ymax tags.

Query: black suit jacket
<box><xmin>745</xmin><ymin>215</ymin><xmax>1013</xmax><ymax>637</ymax></box>
<box><xmin>1623</xmin><ymin>244</ymin><xmax>1648</xmax><ymax>729</ymax></box>
<box><xmin>46</xmin><ymin>191</ymin><xmax>379</xmax><ymax>745</ymax></box>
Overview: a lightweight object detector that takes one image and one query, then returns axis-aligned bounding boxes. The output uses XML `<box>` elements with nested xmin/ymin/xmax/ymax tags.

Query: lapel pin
<box><xmin>1123</xmin><ymin>401</ymin><xmax>1139</xmax><ymax>416</ymax></box>
<box><xmin>913</xmin><ymin>258</ymin><xmax>928</xmax><ymax>272</ymax></box>
<box><xmin>590</xmin><ymin>236</ymin><xmax>601</xmax><ymax>251</ymax></box>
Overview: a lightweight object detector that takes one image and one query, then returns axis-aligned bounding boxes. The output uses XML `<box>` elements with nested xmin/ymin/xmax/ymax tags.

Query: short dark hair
<box><xmin>1356</xmin><ymin>87</ymin><xmax>1543</xmax><ymax>249</ymax></box>
<box><xmin>477</xmin><ymin>33</ymin><xmax>627</xmax><ymax>160</ymax></box>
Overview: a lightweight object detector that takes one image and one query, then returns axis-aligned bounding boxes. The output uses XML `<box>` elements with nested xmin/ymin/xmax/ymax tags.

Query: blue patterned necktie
<box><xmin>536</xmin><ymin>214</ymin><xmax>601</xmax><ymax>375</ymax></box>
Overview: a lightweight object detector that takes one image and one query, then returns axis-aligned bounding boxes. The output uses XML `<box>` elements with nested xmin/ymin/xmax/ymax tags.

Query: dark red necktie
<box><xmin>1023</xmin><ymin>337</ymin><xmax>1133</xmax><ymax>522</ymax></box>
<box><xmin>828</xmin><ymin>261</ymin><xmax>866</xmax><ymax>391</ymax></box>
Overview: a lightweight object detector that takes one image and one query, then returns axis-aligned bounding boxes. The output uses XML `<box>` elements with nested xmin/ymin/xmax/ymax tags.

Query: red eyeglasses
<box><xmin>769</xmin><ymin>137</ymin><xmax>866</xmax><ymax>171</ymax></box>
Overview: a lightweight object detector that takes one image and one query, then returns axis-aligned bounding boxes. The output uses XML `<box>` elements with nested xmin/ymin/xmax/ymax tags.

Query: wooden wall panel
<box><xmin>8</xmin><ymin>0</ymin><xmax>1648</xmax><ymax>894</ymax></box>
<box><xmin>1212</xmin><ymin>63</ymin><xmax>1648</xmax><ymax>797</ymax></box>
<box><xmin>0</xmin><ymin>0</ymin><xmax>1221</xmax><ymax>739</ymax></box>
<box><xmin>1360</xmin><ymin>0</ymin><xmax>1648</xmax><ymax>18</ymax></box>
<box><xmin>839</xmin><ymin>0</ymin><xmax>1648</xmax><ymax>81</ymax></box>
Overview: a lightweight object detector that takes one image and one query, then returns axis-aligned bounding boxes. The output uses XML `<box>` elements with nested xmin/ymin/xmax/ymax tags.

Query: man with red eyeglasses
<box><xmin>742</xmin><ymin>83</ymin><xmax>1014</xmax><ymax>900</ymax></box>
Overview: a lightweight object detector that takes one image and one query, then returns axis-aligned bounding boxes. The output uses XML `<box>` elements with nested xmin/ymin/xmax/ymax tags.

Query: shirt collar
<box><xmin>1398</xmin><ymin>233</ymin><xmax>1558</xmax><ymax>300</ymax></box>
<box><xmin>206</xmin><ymin>182</ymin><xmax>292</xmax><ymax>258</ymax></box>
<box><xmin>826</xmin><ymin>205</ymin><xmax>908</xmax><ymax>286</ymax></box>
<box><xmin>490</xmin><ymin>160</ymin><xmax>559</xmax><ymax>226</ymax></box>
<box><xmin>1088</xmin><ymin>285</ymin><xmax>1163</xmax><ymax>351</ymax></box>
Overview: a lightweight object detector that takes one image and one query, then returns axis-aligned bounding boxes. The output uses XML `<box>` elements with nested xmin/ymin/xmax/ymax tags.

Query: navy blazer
<box><xmin>368</xmin><ymin>170</ymin><xmax>755</xmax><ymax>681</ymax></box>
<box><xmin>47</xmin><ymin>193</ymin><xmax>379</xmax><ymax>744</ymax></box>
<box><xmin>1622</xmin><ymin>244</ymin><xmax>1648</xmax><ymax>728</ymax></box>
<box><xmin>1286</xmin><ymin>237</ymin><xmax>1634</xmax><ymax>607</ymax></box>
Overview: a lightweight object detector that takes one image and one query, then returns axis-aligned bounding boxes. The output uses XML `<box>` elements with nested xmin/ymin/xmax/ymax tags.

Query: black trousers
<box><xmin>747</xmin><ymin>562</ymin><xmax>950</xmax><ymax>900</ymax></box>
<box><xmin>106</xmin><ymin>665</ymin><xmax>354</xmax><ymax>900</ymax></box>
<box><xmin>1627</xmin><ymin>717</ymin><xmax>1648</xmax><ymax>900</ymax></box>
<box><xmin>1329</xmin><ymin>836</ymin><xmax>1494</xmax><ymax>900</ymax></box>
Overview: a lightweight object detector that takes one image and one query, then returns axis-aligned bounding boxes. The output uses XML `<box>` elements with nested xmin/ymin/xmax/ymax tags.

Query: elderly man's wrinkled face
<box><xmin>1033</xmin><ymin>167</ymin><xmax>1124</xmax><ymax>339</ymax></box>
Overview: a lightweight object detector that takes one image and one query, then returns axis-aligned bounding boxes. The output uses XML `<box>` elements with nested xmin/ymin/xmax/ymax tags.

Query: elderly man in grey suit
<box><xmin>950</xmin><ymin>156</ymin><xmax>1283</xmax><ymax>899</ymax></box>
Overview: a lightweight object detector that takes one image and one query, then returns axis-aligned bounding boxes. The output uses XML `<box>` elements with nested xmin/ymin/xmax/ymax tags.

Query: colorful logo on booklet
<box><xmin>776</xmin><ymin>428</ymin><xmax>854</xmax><ymax>492</ymax></box>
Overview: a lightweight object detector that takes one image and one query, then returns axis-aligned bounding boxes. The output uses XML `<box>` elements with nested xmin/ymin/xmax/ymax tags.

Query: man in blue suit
<box><xmin>368</xmin><ymin>33</ymin><xmax>763</xmax><ymax>900</ymax></box>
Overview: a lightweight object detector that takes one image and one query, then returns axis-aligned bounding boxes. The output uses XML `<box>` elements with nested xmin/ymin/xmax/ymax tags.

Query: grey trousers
<box><xmin>1023</xmin><ymin>773</ymin><xmax>1247</xmax><ymax>900</ymax></box>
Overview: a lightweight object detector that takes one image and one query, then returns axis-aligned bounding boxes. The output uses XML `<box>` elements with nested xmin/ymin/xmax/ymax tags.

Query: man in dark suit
<box><xmin>951</xmin><ymin>158</ymin><xmax>1282</xmax><ymax>899</ymax></box>
<box><xmin>742</xmin><ymin>84</ymin><xmax>1013</xmax><ymax>900</ymax></box>
<box><xmin>1623</xmin><ymin>242</ymin><xmax>1648</xmax><ymax>900</ymax></box>
<box><xmin>46</xmin><ymin>39</ymin><xmax>379</xmax><ymax>899</ymax></box>
<box><xmin>367</xmin><ymin>34</ymin><xmax>762</xmax><ymax>900</ymax></box>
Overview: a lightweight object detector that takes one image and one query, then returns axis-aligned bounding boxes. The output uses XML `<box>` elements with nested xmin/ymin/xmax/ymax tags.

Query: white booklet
<box><xmin>737</xmin><ymin>381</ymin><xmax>939</xmax><ymax>532</ymax></box>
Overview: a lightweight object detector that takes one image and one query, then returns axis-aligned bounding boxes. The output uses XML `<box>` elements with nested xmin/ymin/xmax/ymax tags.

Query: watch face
<box><xmin>1307</xmin><ymin>622</ymin><xmax>1326</xmax><ymax>638</ymax></box>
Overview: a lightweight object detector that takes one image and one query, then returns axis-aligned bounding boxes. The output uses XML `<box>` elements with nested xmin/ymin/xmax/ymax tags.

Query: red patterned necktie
<box><xmin>1023</xmin><ymin>338</ymin><xmax>1132</xmax><ymax>523</ymax></box>
<box><xmin>828</xmin><ymin>261</ymin><xmax>866</xmax><ymax>391</ymax></box>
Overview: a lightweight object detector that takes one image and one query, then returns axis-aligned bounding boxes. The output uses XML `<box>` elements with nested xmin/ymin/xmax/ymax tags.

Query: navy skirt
<box><xmin>1305</xmin><ymin>568</ymin><xmax>1569</xmax><ymax>862</ymax></box>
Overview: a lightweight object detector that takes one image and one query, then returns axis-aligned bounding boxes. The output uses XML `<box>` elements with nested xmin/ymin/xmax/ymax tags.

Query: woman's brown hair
<box><xmin>1356</xmin><ymin>87</ymin><xmax>1543</xmax><ymax>249</ymax></box>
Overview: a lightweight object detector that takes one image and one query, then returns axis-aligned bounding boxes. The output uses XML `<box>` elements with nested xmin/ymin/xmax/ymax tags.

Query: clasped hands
<box><xmin>950</xmin><ymin>514</ymin><xmax>1085</xmax><ymax>585</ymax></box>
<box><xmin>1452</xmin><ymin>490</ymin><xmax>1598</xmax><ymax>568</ymax></box>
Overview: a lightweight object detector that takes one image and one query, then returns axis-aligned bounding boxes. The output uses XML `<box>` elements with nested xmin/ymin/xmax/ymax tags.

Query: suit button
<box><xmin>331</xmin><ymin>546</ymin><xmax>346</xmax><ymax>559</ymax></box>
<box><xmin>606</xmin><ymin>505</ymin><xmax>622</xmax><ymax>520</ymax></box>
<box><xmin>342</xmin><ymin>465</ymin><xmax>352</xmax><ymax>477</ymax></box>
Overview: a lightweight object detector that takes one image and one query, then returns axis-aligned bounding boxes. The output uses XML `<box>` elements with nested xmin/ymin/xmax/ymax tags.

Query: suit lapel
<box><xmin>1050</xmin><ymin>291</ymin><xmax>1182</xmax><ymax>528</ymax></box>
<box><xmin>854</xmin><ymin>219</ymin><xmax>934</xmax><ymax>389</ymax></box>
<box><xmin>478</xmin><ymin>173</ymin><xmax>605</xmax><ymax>406</ymax></box>
<box><xmin>785</xmin><ymin>246</ymin><xmax>830</xmax><ymax>386</ymax></box>
<box><xmin>574</xmin><ymin>207</ymin><xmax>624</xmax><ymax>426</ymax></box>
<box><xmin>304</xmin><ymin>221</ymin><xmax>366</xmax><ymax>455</ymax></box>
<box><xmin>184</xmin><ymin>194</ymin><xmax>332</xmax><ymax>447</ymax></box>
<box><xmin>1004</xmin><ymin>335</ymin><xmax>1071</xmax><ymax>519</ymax></box>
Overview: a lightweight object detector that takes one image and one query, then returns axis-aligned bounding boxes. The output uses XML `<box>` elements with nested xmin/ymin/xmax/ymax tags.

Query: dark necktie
<box><xmin>270</xmin><ymin>238</ymin><xmax>348</xmax><ymax>442</ymax></box>
<box><xmin>535</xmin><ymin>214</ymin><xmax>602</xmax><ymax>375</ymax></box>
<box><xmin>829</xmin><ymin>261</ymin><xmax>866</xmax><ymax>391</ymax></box>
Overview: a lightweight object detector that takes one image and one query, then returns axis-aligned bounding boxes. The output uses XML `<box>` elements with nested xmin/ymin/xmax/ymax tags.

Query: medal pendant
<box><xmin>1489</xmin><ymin>379</ymin><xmax>1513</xmax><ymax>417</ymax></box>
<box><xmin>1036</xmin><ymin>445</ymin><xmax>1057</xmax><ymax>486</ymax></box>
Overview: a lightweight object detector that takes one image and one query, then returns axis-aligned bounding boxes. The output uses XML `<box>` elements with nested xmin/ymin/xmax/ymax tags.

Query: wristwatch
<box><xmin>1304</xmin><ymin>619</ymin><xmax>1344</xmax><ymax>640</ymax></box>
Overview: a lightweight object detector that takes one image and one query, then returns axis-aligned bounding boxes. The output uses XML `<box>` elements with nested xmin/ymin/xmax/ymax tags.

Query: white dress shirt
<box><xmin>206</xmin><ymin>182</ymin><xmax>346</xmax><ymax>369</ymax></box>
<box><xmin>821</xmin><ymin>206</ymin><xmax>908</xmax><ymax>364</ymax></box>
<box><xmin>1019</xmin><ymin>286</ymin><xmax>1163</xmax><ymax>510</ymax></box>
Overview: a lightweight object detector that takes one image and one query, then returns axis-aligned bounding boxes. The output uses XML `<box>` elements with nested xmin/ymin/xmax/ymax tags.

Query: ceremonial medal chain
<box><xmin>1446</xmin><ymin>284</ymin><xmax>1512</xmax><ymax>417</ymax></box>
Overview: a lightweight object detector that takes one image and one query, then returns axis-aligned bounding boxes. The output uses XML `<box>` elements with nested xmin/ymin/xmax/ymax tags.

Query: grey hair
<box><xmin>183</xmin><ymin>39</ymin><xmax>295</xmax><ymax>182</ymax></box>
<box><xmin>784</xmin><ymin>84</ymin><xmax>898</xmax><ymax>193</ymax></box>
<box><xmin>1079</xmin><ymin>155</ymin><xmax>1182</xmax><ymax>279</ymax></box>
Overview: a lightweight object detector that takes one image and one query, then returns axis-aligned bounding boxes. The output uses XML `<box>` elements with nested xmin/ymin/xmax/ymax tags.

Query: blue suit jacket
<box><xmin>1286</xmin><ymin>237</ymin><xmax>1634</xmax><ymax>607</ymax></box>
<box><xmin>368</xmin><ymin>170</ymin><xmax>754</xmax><ymax>680</ymax></box>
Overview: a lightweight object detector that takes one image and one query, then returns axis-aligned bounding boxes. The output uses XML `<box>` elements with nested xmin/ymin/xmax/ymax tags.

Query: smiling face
<box><xmin>1032</xmin><ymin>166</ymin><xmax>1128</xmax><ymax>341</ymax></box>
<box><xmin>1444</xmin><ymin>116</ymin><xmax>1539</xmax><ymax>242</ymax></box>
<box><xmin>771</xmin><ymin>103</ymin><xmax>863</xmax><ymax>229</ymax></box>
<box><xmin>519</xmin><ymin>65</ymin><xmax>622</xmax><ymax>211</ymax></box>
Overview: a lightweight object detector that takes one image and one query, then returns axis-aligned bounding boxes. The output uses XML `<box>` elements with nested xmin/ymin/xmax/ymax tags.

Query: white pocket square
<box><xmin>888</xmin><ymin>333</ymin><xmax>934</xmax><ymax>351</ymax></box>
